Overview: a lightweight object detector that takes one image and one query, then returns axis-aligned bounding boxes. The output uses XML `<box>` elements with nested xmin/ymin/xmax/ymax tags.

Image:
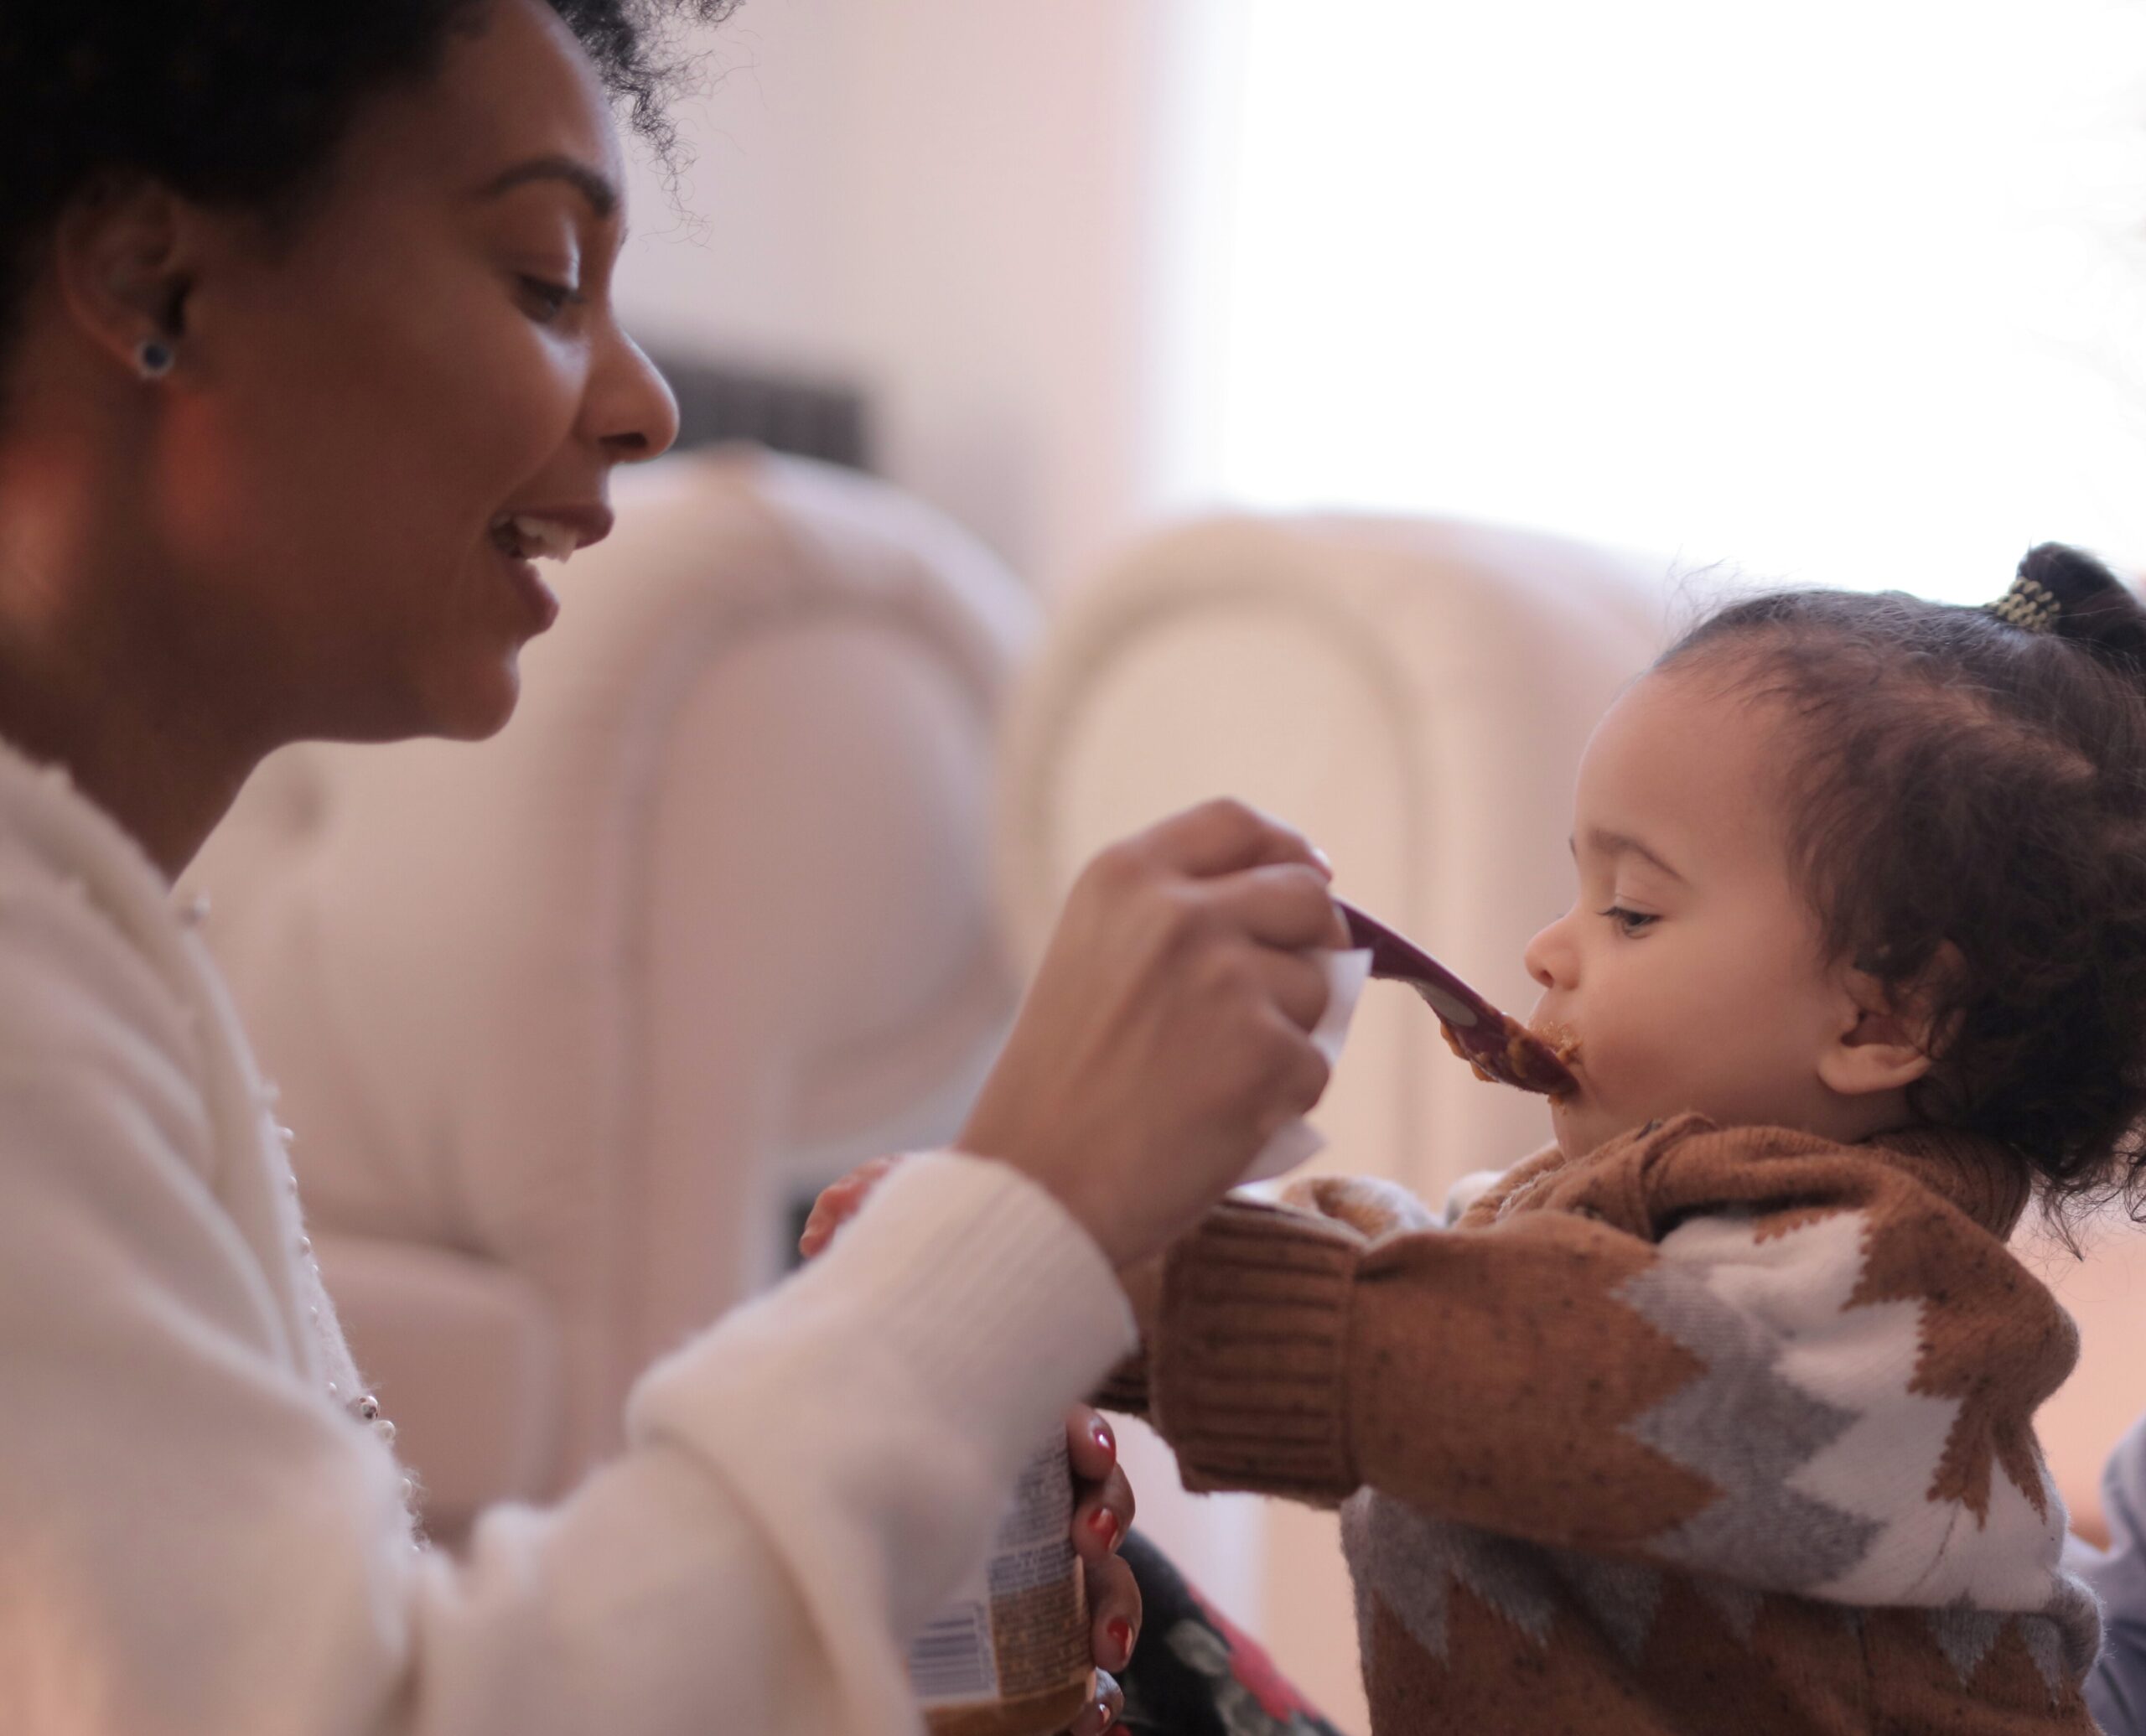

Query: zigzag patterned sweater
<box><xmin>1109</xmin><ymin>1114</ymin><xmax>2103</xmax><ymax>1733</ymax></box>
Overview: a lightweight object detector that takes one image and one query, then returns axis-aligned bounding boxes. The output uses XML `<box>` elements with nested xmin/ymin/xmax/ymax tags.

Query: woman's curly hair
<box><xmin>1662</xmin><ymin>544</ymin><xmax>2146</xmax><ymax>1230</ymax></box>
<box><xmin>0</xmin><ymin>1</ymin><xmax>735</xmax><ymax>360</ymax></box>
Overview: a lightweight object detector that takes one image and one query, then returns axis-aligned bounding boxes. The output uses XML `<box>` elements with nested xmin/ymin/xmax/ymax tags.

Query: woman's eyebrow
<box><xmin>1570</xmin><ymin>827</ymin><xmax>1687</xmax><ymax>884</ymax></box>
<box><xmin>475</xmin><ymin>154</ymin><xmax>620</xmax><ymax>222</ymax></box>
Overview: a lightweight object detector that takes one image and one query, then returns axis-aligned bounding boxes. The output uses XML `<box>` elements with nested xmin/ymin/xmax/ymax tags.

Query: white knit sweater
<box><xmin>0</xmin><ymin>739</ymin><xmax>1134</xmax><ymax>1736</ymax></box>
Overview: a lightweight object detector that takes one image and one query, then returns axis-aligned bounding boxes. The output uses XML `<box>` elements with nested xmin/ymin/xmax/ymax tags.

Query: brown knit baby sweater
<box><xmin>1107</xmin><ymin>1114</ymin><xmax>2102</xmax><ymax>1733</ymax></box>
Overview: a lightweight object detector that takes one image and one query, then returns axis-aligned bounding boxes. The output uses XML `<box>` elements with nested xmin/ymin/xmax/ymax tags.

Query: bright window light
<box><xmin>1206</xmin><ymin>0</ymin><xmax>2146</xmax><ymax>600</ymax></box>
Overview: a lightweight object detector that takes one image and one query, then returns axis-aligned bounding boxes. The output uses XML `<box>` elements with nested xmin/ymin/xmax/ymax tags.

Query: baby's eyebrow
<box><xmin>1571</xmin><ymin>828</ymin><xmax>1688</xmax><ymax>884</ymax></box>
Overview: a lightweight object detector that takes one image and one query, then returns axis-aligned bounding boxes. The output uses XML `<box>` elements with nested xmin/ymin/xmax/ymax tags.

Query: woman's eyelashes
<box><xmin>1599</xmin><ymin>904</ymin><xmax>1659</xmax><ymax>938</ymax></box>
<box><xmin>516</xmin><ymin>274</ymin><xmax>583</xmax><ymax>322</ymax></box>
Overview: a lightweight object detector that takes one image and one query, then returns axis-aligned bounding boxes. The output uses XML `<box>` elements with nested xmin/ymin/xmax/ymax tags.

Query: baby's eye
<box><xmin>1599</xmin><ymin>904</ymin><xmax>1658</xmax><ymax>937</ymax></box>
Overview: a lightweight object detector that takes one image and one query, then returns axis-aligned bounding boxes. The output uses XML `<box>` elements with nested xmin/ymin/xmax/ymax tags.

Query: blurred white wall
<box><xmin>614</xmin><ymin>0</ymin><xmax>1236</xmax><ymax>594</ymax></box>
<box><xmin>1211</xmin><ymin>0</ymin><xmax>2146</xmax><ymax>599</ymax></box>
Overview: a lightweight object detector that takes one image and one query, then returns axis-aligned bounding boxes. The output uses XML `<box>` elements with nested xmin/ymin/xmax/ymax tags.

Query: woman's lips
<box><xmin>491</xmin><ymin>542</ymin><xmax>560</xmax><ymax>632</ymax></box>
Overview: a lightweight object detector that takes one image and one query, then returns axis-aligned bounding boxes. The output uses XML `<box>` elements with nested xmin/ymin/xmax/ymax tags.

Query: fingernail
<box><xmin>1091</xmin><ymin>1417</ymin><xmax>1116</xmax><ymax>1463</ymax></box>
<box><xmin>1311</xmin><ymin>846</ymin><xmax>1335</xmax><ymax>878</ymax></box>
<box><xmin>1097</xmin><ymin>1701</ymin><xmax>1117</xmax><ymax>1733</ymax></box>
<box><xmin>1086</xmin><ymin>1508</ymin><xmax>1120</xmax><ymax>1551</ymax></box>
<box><xmin>1107</xmin><ymin>1618</ymin><xmax>1134</xmax><ymax>1668</ymax></box>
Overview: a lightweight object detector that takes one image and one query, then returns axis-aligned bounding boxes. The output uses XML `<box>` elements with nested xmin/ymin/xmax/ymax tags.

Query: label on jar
<box><xmin>911</xmin><ymin>1432</ymin><xmax>1089</xmax><ymax>1710</ymax></box>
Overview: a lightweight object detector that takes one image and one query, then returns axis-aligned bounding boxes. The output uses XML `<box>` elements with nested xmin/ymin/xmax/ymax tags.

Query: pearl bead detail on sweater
<box><xmin>283</xmin><ymin>1117</ymin><xmax>417</xmax><ymax>1535</ymax></box>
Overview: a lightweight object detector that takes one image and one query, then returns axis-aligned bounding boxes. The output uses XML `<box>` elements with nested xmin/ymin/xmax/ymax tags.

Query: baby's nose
<box><xmin>1522</xmin><ymin>919</ymin><xmax>1568</xmax><ymax>990</ymax></box>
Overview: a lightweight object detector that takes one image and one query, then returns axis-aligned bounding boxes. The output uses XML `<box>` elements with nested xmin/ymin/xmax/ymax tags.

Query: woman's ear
<box><xmin>47</xmin><ymin>174</ymin><xmax>196</xmax><ymax>372</ymax></box>
<box><xmin>1816</xmin><ymin>952</ymin><xmax>1955</xmax><ymax>1099</ymax></box>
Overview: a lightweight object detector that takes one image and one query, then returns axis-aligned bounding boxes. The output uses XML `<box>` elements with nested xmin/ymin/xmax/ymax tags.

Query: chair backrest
<box><xmin>186</xmin><ymin>448</ymin><xmax>1037</xmax><ymax>1527</ymax></box>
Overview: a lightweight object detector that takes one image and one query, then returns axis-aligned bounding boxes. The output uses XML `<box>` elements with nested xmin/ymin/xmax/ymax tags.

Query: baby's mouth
<box><xmin>1528</xmin><ymin>1020</ymin><xmax>1583</xmax><ymax>1098</ymax></box>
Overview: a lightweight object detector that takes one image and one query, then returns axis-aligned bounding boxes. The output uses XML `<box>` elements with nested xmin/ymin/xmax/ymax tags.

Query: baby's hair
<box><xmin>1659</xmin><ymin>544</ymin><xmax>2146</xmax><ymax>1230</ymax></box>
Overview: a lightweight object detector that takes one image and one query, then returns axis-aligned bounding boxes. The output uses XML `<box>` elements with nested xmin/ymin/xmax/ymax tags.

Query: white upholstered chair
<box><xmin>181</xmin><ymin>446</ymin><xmax>1037</xmax><ymax>1545</ymax></box>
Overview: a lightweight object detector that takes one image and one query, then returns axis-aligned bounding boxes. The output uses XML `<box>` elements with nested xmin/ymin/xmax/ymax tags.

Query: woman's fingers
<box><xmin>1065</xmin><ymin>1406</ymin><xmax>1117</xmax><ymax>1485</ymax></box>
<box><xmin>1208</xmin><ymin>862</ymin><xmax>1351</xmax><ymax>952</ymax></box>
<box><xmin>1138</xmin><ymin>796</ymin><xmax>1333</xmax><ymax>881</ymax></box>
<box><xmin>1086</xmin><ymin>1553</ymin><xmax>1139</xmax><ymax>1669</ymax></box>
<box><xmin>959</xmin><ymin>800</ymin><xmax>1346</xmax><ymax>1267</ymax></box>
<box><xmin>1066</xmin><ymin>1406</ymin><xmax>1134</xmax><ymax>1562</ymax></box>
<box><xmin>1247</xmin><ymin>946</ymin><xmax>1335</xmax><ymax>1037</ymax></box>
<box><xmin>1065</xmin><ymin>1666</ymin><xmax>1124</xmax><ymax>1736</ymax></box>
<box><xmin>1072</xmin><ymin>1462</ymin><xmax>1137</xmax><ymax>1564</ymax></box>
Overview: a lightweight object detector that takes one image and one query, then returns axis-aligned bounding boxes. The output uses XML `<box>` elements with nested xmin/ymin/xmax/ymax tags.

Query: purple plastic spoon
<box><xmin>1337</xmin><ymin>899</ymin><xmax>1578</xmax><ymax>1097</ymax></box>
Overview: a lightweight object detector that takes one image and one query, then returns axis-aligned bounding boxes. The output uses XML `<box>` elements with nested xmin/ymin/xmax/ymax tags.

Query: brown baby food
<box><xmin>1440</xmin><ymin>1012</ymin><xmax>1581</xmax><ymax>1096</ymax></box>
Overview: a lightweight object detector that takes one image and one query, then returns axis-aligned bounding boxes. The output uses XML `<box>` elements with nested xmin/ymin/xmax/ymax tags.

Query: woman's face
<box><xmin>152</xmin><ymin>0</ymin><xmax>677</xmax><ymax>743</ymax></box>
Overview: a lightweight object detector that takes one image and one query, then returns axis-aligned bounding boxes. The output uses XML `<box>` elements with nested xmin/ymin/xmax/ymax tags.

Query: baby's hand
<box><xmin>796</xmin><ymin>1154</ymin><xmax>905</xmax><ymax>1260</ymax></box>
<box><xmin>1280</xmin><ymin>1172</ymin><xmax>1439</xmax><ymax>1240</ymax></box>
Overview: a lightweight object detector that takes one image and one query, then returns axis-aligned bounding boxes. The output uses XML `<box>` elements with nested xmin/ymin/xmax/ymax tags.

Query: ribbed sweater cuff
<box><xmin>628</xmin><ymin>1151</ymin><xmax>1135</xmax><ymax>1498</ymax></box>
<box><xmin>1153</xmin><ymin>1198</ymin><xmax>1360</xmax><ymax>1500</ymax></box>
<box><xmin>832</xmin><ymin>1151</ymin><xmax>1136</xmax><ymax>1428</ymax></box>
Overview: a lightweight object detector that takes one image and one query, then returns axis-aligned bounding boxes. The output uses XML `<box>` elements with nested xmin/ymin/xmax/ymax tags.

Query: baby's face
<box><xmin>1525</xmin><ymin>667</ymin><xmax>1873</xmax><ymax>1159</ymax></box>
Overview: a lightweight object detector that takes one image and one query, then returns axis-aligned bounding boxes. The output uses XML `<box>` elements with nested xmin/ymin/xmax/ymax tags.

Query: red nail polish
<box><xmin>1086</xmin><ymin>1508</ymin><xmax>1120</xmax><ymax>1550</ymax></box>
<box><xmin>1107</xmin><ymin>1617</ymin><xmax>1134</xmax><ymax>1666</ymax></box>
<box><xmin>1091</xmin><ymin>1418</ymin><xmax>1116</xmax><ymax>1462</ymax></box>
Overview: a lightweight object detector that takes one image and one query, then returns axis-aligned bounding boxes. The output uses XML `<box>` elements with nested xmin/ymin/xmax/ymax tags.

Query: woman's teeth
<box><xmin>490</xmin><ymin>514</ymin><xmax>578</xmax><ymax>563</ymax></box>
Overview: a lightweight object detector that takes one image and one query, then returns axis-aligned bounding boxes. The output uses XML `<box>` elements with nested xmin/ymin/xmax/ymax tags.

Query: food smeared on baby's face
<box><xmin>1437</xmin><ymin>1009</ymin><xmax>1581</xmax><ymax>1093</ymax></box>
<box><xmin>1532</xmin><ymin>1021</ymin><xmax>1582</xmax><ymax>1097</ymax></box>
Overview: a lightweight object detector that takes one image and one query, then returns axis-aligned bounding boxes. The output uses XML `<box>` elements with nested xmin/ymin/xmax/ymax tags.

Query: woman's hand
<box><xmin>1066</xmin><ymin>1406</ymin><xmax>1137</xmax><ymax>1736</ymax></box>
<box><xmin>800</xmin><ymin>1181</ymin><xmax>1143</xmax><ymax>1732</ymax></box>
<box><xmin>963</xmin><ymin>799</ymin><xmax>1350</xmax><ymax>1269</ymax></box>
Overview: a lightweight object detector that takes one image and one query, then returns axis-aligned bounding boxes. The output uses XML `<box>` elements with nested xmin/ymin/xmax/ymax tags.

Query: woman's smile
<box><xmin>483</xmin><ymin>503</ymin><xmax>612</xmax><ymax>634</ymax></box>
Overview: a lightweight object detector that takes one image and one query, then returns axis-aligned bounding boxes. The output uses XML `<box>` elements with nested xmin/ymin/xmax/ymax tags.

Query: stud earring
<box><xmin>134</xmin><ymin>337</ymin><xmax>174</xmax><ymax>381</ymax></box>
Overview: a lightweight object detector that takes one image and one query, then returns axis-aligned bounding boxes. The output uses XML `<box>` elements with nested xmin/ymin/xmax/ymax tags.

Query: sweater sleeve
<box><xmin>1145</xmin><ymin>1117</ymin><xmax>2078</xmax><ymax>1609</ymax></box>
<box><xmin>0</xmin><ymin>1031</ymin><xmax>1133</xmax><ymax>1736</ymax></box>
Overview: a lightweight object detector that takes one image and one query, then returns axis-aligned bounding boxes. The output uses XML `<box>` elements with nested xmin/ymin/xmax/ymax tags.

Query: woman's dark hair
<box><xmin>1661</xmin><ymin>543</ymin><xmax>2146</xmax><ymax>1229</ymax></box>
<box><xmin>0</xmin><ymin>1</ymin><xmax>734</xmax><ymax>363</ymax></box>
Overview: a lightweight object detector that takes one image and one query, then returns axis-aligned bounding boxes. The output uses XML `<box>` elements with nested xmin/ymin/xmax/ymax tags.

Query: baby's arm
<box><xmin>1139</xmin><ymin>1118</ymin><xmax>2078</xmax><ymax>1605</ymax></box>
<box><xmin>1091</xmin><ymin>1158</ymin><xmax>1537</xmax><ymax>1422</ymax></box>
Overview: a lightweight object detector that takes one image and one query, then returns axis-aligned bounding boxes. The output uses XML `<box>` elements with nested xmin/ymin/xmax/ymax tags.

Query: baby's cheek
<box><xmin>1563</xmin><ymin>1029</ymin><xmax>1690</xmax><ymax>1147</ymax></box>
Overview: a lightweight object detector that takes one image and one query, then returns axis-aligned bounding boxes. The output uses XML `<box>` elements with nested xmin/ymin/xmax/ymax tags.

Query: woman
<box><xmin>0</xmin><ymin>5</ymin><xmax>1347</xmax><ymax>1733</ymax></box>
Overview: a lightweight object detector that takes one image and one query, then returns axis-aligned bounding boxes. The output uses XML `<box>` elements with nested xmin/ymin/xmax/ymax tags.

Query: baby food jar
<box><xmin>909</xmin><ymin>1432</ymin><xmax>1093</xmax><ymax>1735</ymax></box>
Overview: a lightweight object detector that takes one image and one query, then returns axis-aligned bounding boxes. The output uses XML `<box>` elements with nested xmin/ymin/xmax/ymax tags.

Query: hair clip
<box><xmin>1984</xmin><ymin>573</ymin><xmax>2060</xmax><ymax>635</ymax></box>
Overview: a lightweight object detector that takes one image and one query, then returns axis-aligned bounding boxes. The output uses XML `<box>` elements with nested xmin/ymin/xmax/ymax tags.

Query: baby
<box><xmin>813</xmin><ymin>544</ymin><xmax>2146</xmax><ymax>1733</ymax></box>
<box><xmin>1100</xmin><ymin>544</ymin><xmax>2146</xmax><ymax>1733</ymax></box>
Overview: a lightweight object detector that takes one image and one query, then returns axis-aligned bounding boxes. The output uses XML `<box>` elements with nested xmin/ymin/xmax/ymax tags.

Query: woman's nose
<box><xmin>586</xmin><ymin>324</ymin><xmax>681</xmax><ymax>467</ymax></box>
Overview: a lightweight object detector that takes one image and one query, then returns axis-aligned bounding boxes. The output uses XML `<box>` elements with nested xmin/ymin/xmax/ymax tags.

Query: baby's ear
<box><xmin>1816</xmin><ymin>951</ymin><xmax>1956</xmax><ymax>1099</ymax></box>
